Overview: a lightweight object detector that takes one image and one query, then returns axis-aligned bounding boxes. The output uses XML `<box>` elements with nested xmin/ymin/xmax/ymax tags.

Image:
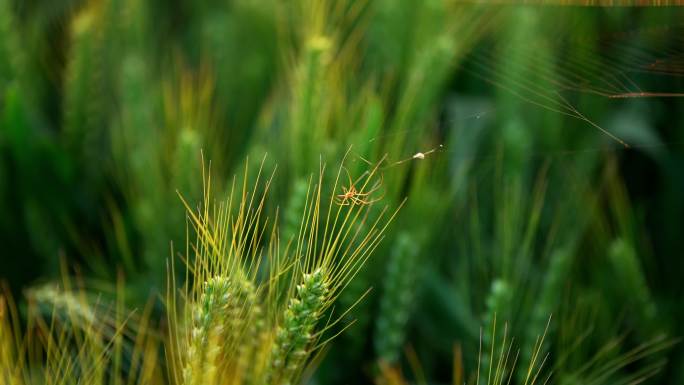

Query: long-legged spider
<box><xmin>335</xmin><ymin>167</ymin><xmax>384</xmax><ymax>206</ymax></box>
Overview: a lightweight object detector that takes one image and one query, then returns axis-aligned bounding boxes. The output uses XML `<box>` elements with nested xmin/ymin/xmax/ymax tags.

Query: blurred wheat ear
<box><xmin>374</xmin><ymin>231</ymin><xmax>421</xmax><ymax>365</ymax></box>
<box><xmin>0</xmin><ymin>274</ymin><xmax>162</xmax><ymax>385</ymax></box>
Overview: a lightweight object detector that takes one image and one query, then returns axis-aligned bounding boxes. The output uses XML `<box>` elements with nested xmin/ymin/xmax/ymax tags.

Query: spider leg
<box><xmin>335</xmin><ymin>195</ymin><xmax>351</xmax><ymax>206</ymax></box>
<box><xmin>356</xmin><ymin>195</ymin><xmax>383</xmax><ymax>205</ymax></box>
<box><xmin>353</xmin><ymin>197</ymin><xmax>368</xmax><ymax>205</ymax></box>
<box><xmin>359</xmin><ymin>188</ymin><xmax>386</xmax><ymax>204</ymax></box>
<box><xmin>356</xmin><ymin>173</ymin><xmax>384</xmax><ymax>196</ymax></box>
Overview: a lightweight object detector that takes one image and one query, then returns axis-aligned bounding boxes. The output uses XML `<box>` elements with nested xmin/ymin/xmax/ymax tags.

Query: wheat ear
<box><xmin>183</xmin><ymin>276</ymin><xmax>232</xmax><ymax>385</ymax></box>
<box><xmin>266</xmin><ymin>268</ymin><xmax>329</xmax><ymax>385</ymax></box>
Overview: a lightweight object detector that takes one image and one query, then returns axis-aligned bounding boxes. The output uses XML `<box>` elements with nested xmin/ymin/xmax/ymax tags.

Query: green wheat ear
<box><xmin>288</xmin><ymin>33</ymin><xmax>333</xmax><ymax>175</ymax></box>
<box><xmin>172</xmin><ymin>129</ymin><xmax>204</xmax><ymax>201</ymax></box>
<box><xmin>519</xmin><ymin>247</ymin><xmax>572</xmax><ymax>383</ymax></box>
<box><xmin>0</xmin><ymin>0</ymin><xmax>30</xmax><ymax>91</ymax></box>
<box><xmin>482</xmin><ymin>278</ymin><xmax>512</xmax><ymax>375</ymax></box>
<box><xmin>374</xmin><ymin>232</ymin><xmax>421</xmax><ymax>365</ymax></box>
<box><xmin>282</xmin><ymin>178</ymin><xmax>310</xmax><ymax>244</ymax></box>
<box><xmin>266</xmin><ymin>268</ymin><xmax>329</xmax><ymax>385</ymax></box>
<box><xmin>63</xmin><ymin>1</ymin><xmax>120</xmax><ymax>185</ymax></box>
<box><xmin>183</xmin><ymin>276</ymin><xmax>233</xmax><ymax>385</ymax></box>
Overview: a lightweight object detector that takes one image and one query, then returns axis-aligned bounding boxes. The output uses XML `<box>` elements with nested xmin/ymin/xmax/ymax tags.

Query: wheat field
<box><xmin>1</xmin><ymin>1</ymin><xmax>683</xmax><ymax>384</ymax></box>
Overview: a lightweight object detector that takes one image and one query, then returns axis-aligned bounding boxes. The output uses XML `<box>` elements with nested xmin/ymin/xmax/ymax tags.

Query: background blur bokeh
<box><xmin>1</xmin><ymin>0</ymin><xmax>684</xmax><ymax>383</ymax></box>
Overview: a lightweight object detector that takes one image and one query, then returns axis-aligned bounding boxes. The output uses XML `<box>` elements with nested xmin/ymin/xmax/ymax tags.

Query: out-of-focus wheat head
<box><xmin>0</xmin><ymin>275</ymin><xmax>161</xmax><ymax>385</ymax></box>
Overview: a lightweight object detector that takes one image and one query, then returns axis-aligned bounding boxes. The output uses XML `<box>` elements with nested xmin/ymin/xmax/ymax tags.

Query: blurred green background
<box><xmin>1</xmin><ymin>0</ymin><xmax>683</xmax><ymax>383</ymax></box>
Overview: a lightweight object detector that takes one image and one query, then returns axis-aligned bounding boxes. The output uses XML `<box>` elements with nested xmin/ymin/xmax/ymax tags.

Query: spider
<box><xmin>335</xmin><ymin>167</ymin><xmax>384</xmax><ymax>206</ymax></box>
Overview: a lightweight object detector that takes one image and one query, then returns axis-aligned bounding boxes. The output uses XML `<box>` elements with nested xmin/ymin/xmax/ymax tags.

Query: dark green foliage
<box><xmin>1</xmin><ymin>1</ymin><xmax>684</xmax><ymax>384</ymax></box>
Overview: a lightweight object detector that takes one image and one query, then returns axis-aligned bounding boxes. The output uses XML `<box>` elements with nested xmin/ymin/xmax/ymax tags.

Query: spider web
<box><xmin>360</xmin><ymin>5</ymin><xmax>684</xmax><ymax>164</ymax></box>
